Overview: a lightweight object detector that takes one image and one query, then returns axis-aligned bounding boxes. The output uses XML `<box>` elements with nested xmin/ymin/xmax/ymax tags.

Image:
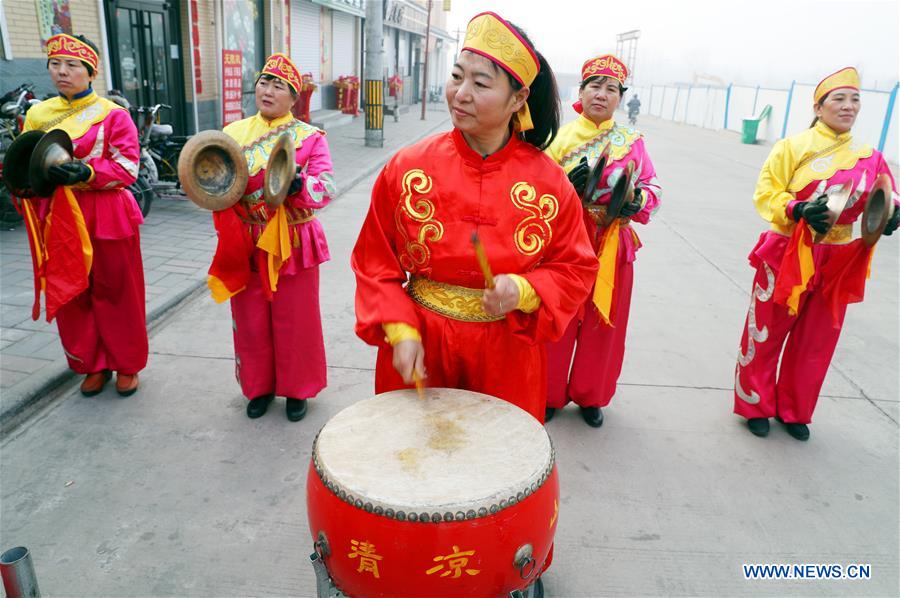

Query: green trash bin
<box><xmin>741</xmin><ymin>118</ymin><xmax>760</xmax><ymax>144</ymax></box>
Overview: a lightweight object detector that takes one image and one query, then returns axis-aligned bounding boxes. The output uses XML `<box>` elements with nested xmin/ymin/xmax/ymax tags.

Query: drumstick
<box><xmin>412</xmin><ymin>370</ymin><xmax>426</xmax><ymax>400</ymax></box>
<box><xmin>471</xmin><ymin>232</ymin><xmax>495</xmax><ymax>289</ymax></box>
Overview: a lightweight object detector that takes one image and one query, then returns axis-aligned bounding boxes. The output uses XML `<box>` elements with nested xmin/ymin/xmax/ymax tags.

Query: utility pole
<box><xmin>364</xmin><ymin>0</ymin><xmax>385</xmax><ymax>147</ymax></box>
<box><xmin>420</xmin><ymin>1</ymin><xmax>433</xmax><ymax>120</ymax></box>
<box><xmin>615</xmin><ymin>29</ymin><xmax>641</xmax><ymax>85</ymax></box>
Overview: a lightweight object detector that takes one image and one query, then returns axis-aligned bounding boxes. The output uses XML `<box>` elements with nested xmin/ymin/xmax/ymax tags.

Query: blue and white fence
<box><xmin>626</xmin><ymin>81</ymin><xmax>899</xmax><ymax>165</ymax></box>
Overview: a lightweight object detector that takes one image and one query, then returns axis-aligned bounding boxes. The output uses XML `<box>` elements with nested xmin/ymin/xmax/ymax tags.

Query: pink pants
<box><xmin>230</xmin><ymin>265</ymin><xmax>326</xmax><ymax>400</ymax></box>
<box><xmin>546</xmin><ymin>260</ymin><xmax>634</xmax><ymax>409</ymax></box>
<box><xmin>55</xmin><ymin>233</ymin><xmax>148</xmax><ymax>375</ymax></box>
<box><xmin>733</xmin><ymin>262</ymin><xmax>846</xmax><ymax>424</ymax></box>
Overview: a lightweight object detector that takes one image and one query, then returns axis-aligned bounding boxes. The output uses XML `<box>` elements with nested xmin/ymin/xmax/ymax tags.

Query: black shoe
<box><xmin>779</xmin><ymin>419</ymin><xmax>810</xmax><ymax>441</ymax></box>
<box><xmin>580</xmin><ymin>406</ymin><xmax>604</xmax><ymax>427</ymax></box>
<box><xmin>246</xmin><ymin>394</ymin><xmax>274</xmax><ymax>419</ymax></box>
<box><xmin>747</xmin><ymin>418</ymin><xmax>770</xmax><ymax>437</ymax></box>
<box><xmin>286</xmin><ymin>398</ymin><xmax>308</xmax><ymax>422</ymax></box>
<box><xmin>544</xmin><ymin>407</ymin><xmax>556</xmax><ymax>423</ymax></box>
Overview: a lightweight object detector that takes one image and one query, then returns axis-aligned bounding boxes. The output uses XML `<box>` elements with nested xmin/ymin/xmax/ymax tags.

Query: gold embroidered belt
<box><xmin>237</xmin><ymin>194</ymin><xmax>315</xmax><ymax>226</ymax></box>
<box><xmin>819</xmin><ymin>223</ymin><xmax>852</xmax><ymax>244</ymax></box>
<box><xmin>406</xmin><ymin>276</ymin><xmax>504</xmax><ymax>323</ymax></box>
<box><xmin>586</xmin><ymin>205</ymin><xmax>630</xmax><ymax>226</ymax></box>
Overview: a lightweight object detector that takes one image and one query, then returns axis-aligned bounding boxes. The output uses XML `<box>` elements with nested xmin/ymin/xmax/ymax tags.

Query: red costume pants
<box><xmin>55</xmin><ymin>233</ymin><xmax>148</xmax><ymax>375</ymax></box>
<box><xmin>546</xmin><ymin>260</ymin><xmax>633</xmax><ymax>409</ymax></box>
<box><xmin>733</xmin><ymin>262</ymin><xmax>847</xmax><ymax>424</ymax></box>
<box><xmin>230</xmin><ymin>265</ymin><xmax>326</xmax><ymax>400</ymax></box>
<box><xmin>374</xmin><ymin>306</ymin><xmax>547</xmax><ymax>423</ymax></box>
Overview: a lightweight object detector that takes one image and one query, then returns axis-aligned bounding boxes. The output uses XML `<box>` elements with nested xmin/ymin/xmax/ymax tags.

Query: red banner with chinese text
<box><xmin>222</xmin><ymin>50</ymin><xmax>243</xmax><ymax>125</ymax></box>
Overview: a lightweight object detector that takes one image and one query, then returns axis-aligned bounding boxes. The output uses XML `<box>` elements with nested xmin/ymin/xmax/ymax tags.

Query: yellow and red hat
<box><xmin>814</xmin><ymin>67</ymin><xmax>860</xmax><ymax>103</ymax></box>
<box><xmin>461</xmin><ymin>11</ymin><xmax>540</xmax><ymax>131</ymax></box>
<box><xmin>46</xmin><ymin>33</ymin><xmax>99</xmax><ymax>71</ymax></box>
<box><xmin>581</xmin><ymin>54</ymin><xmax>628</xmax><ymax>85</ymax></box>
<box><xmin>260</xmin><ymin>53</ymin><xmax>302</xmax><ymax>94</ymax></box>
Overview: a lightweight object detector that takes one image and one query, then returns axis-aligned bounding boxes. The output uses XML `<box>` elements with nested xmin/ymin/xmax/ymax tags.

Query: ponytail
<box><xmin>505</xmin><ymin>23</ymin><xmax>560</xmax><ymax>151</ymax></box>
<box><xmin>809</xmin><ymin>92</ymin><xmax>828</xmax><ymax>128</ymax></box>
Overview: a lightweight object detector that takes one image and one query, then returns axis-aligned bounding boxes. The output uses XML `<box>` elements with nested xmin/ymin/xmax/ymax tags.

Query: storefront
<box><xmin>104</xmin><ymin>0</ymin><xmax>187</xmax><ymax>132</ymax></box>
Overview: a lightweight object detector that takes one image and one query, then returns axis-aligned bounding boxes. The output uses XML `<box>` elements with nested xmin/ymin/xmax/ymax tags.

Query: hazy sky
<box><xmin>444</xmin><ymin>0</ymin><xmax>900</xmax><ymax>91</ymax></box>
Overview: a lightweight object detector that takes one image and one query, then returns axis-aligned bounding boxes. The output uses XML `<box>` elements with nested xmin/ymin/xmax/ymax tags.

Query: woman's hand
<box><xmin>482</xmin><ymin>274</ymin><xmax>520</xmax><ymax>317</ymax></box>
<box><xmin>393</xmin><ymin>339</ymin><xmax>426</xmax><ymax>385</ymax></box>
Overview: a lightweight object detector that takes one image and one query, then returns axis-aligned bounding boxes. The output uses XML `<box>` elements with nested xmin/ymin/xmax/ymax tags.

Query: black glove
<box><xmin>567</xmin><ymin>157</ymin><xmax>589</xmax><ymax>196</ymax></box>
<box><xmin>619</xmin><ymin>187</ymin><xmax>643</xmax><ymax>217</ymax></box>
<box><xmin>883</xmin><ymin>205</ymin><xmax>900</xmax><ymax>236</ymax></box>
<box><xmin>287</xmin><ymin>172</ymin><xmax>305</xmax><ymax>196</ymax></box>
<box><xmin>792</xmin><ymin>195</ymin><xmax>830</xmax><ymax>234</ymax></box>
<box><xmin>48</xmin><ymin>161</ymin><xmax>92</xmax><ymax>186</ymax></box>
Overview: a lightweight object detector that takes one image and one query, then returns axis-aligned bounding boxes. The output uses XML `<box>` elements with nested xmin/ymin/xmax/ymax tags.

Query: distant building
<box><xmin>1</xmin><ymin>0</ymin><xmax>453</xmax><ymax>134</ymax></box>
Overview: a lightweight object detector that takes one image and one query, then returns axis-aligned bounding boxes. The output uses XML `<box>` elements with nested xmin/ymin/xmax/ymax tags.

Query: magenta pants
<box><xmin>55</xmin><ymin>233</ymin><xmax>148</xmax><ymax>375</ymax></box>
<box><xmin>546</xmin><ymin>260</ymin><xmax>634</xmax><ymax>409</ymax></box>
<box><xmin>229</xmin><ymin>264</ymin><xmax>327</xmax><ymax>400</ymax></box>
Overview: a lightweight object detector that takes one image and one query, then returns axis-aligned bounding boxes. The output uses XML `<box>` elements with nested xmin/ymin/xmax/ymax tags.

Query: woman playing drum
<box><xmin>734</xmin><ymin>67</ymin><xmax>899</xmax><ymax>440</ymax></box>
<box><xmin>351</xmin><ymin>12</ymin><xmax>597</xmax><ymax>423</ymax></box>
<box><xmin>210</xmin><ymin>53</ymin><xmax>336</xmax><ymax>421</ymax></box>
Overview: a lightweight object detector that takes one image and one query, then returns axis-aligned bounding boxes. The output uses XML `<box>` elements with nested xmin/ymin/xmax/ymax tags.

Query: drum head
<box><xmin>313</xmin><ymin>389</ymin><xmax>553</xmax><ymax>519</ymax></box>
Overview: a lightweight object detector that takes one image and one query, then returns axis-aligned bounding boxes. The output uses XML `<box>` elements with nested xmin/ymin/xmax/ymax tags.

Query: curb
<box><xmin>0</xmin><ymin>116</ymin><xmax>451</xmax><ymax>435</ymax></box>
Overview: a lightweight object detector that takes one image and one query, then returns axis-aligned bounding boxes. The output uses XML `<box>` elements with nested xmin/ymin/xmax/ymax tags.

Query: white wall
<box><xmin>632</xmin><ymin>81</ymin><xmax>898</xmax><ymax>164</ymax></box>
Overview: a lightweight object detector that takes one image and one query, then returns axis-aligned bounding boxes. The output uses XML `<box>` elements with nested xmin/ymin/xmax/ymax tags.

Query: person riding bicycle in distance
<box><xmin>627</xmin><ymin>94</ymin><xmax>641</xmax><ymax>120</ymax></box>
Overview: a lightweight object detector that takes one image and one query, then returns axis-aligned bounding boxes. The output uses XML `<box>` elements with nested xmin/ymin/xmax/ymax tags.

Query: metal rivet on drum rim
<box><xmin>364</xmin><ymin>502</ymin><xmax>373</xmax><ymax>513</ymax></box>
<box><xmin>490</xmin><ymin>505</ymin><xmax>499</xmax><ymax>514</ymax></box>
<box><xmin>355</xmin><ymin>499</ymin><xmax>363</xmax><ymax>509</ymax></box>
<box><xmin>408</xmin><ymin>512</ymin><xmax>418</xmax><ymax>522</ymax></box>
<box><xmin>385</xmin><ymin>508</ymin><xmax>394</xmax><ymax>518</ymax></box>
<box><xmin>509</xmin><ymin>495</ymin><xmax>516</xmax><ymax>506</ymax></box>
<box><xmin>443</xmin><ymin>512</ymin><xmax>454</xmax><ymax>522</ymax></box>
<box><xmin>396</xmin><ymin>511</ymin><xmax>405</xmax><ymax>521</ymax></box>
<box><xmin>374</xmin><ymin>506</ymin><xmax>383</xmax><ymax>515</ymax></box>
<box><xmin>499</xmin><ymin>499</ymin><xmax>508</xmax><ymax>509</ymax></box>
<box><xmin>455</xmin><ymin>511</ymin><xmax>465</xmax><ymax>521</ymax></box>
<box><xmin>517</xmin><ymin>491</ymin><xmax>525</xmax><ymax>502</ymax></box>
<box><xmin>524</xmin><ymin>487</ymin><xmax>532</xmax><ymax>497</ymax></box>
<box><xmin>339</xmin><ymin>490</ymin><xmax>346</xmax><ymax>500</ymax></box>
<box><xmin>419</xmin><ymin>512</ymin><xmax>429</xmax><ymax>523</ymax></box>
<box><xmin>466</xmin><ymin>510</ymin><xmax>476</xmax><ymax>520</ymax></box>
<box><xmin>477</xmin><ymin>507</ymin><xmax>487</xmax><ymax>517</ymax></box>
<box><xmin>431</xmin><ymin>513</ymin><xmax>442</xmax><ymax>523</ymax></box>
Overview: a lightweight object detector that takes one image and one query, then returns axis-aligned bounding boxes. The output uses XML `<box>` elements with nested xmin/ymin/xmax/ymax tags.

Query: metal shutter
<box><xmin>291</xmin><ymin>0</ymin><xmax>321</xmax><ymax>111</ymax></box>
<box><xmin>332</xmin><ymin>11</ymin><xmax>355</xmax><ymax>78</ymax></box>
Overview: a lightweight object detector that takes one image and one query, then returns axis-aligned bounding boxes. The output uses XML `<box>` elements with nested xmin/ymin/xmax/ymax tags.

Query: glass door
<box><xmin>107</xmin><ymin>0</ymin><xmax>185</xmax><ymax>132</ymax></box>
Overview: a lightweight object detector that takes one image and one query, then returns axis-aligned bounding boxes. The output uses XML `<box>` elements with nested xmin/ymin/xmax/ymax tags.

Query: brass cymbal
<box><xmin>2</xmin><ymin>130</ymin><xmax>44</xmax><ymax>198</ymax></box>
<box><xmin>812</xmin><ymin>180</ymin><xmax>853</xmax><ymax>244</ymax></box>
<box><xmin>177</xmin><ymin>130</ymin><xmax>248</xmax><ymax>211</ymax></box>
<box><xmin>29</xmin><ymin>129</ymin><xmax>74</xmax><ymax>197</ymax></box>
<box><xmin>861</xmin><ymin>174</ymin><xmax>893</xmax><ymax>247</ymax></box>
<box><xmin>263</xmin><ymin>133</ymin><xmax>296</xmax><ymax>208</ymax></box>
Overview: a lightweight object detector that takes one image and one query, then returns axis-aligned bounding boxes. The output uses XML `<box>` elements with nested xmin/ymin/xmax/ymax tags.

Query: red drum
<box><xmin>307</xmin><ymin>388</ymin><xmax>559</xmax><ymax>597</ymax></box>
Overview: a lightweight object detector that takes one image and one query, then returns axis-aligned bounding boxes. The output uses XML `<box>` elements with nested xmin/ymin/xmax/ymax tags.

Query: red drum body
<box><xmin>306</xmin><ymin>389</ymin><xmax>559</xmax><ymax>597</ymax></box>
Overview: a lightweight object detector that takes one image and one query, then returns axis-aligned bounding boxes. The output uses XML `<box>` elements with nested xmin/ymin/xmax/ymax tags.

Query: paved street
<box><xmin>1</xmin><ymin>114</ymin><xmax>898</xmax><ymax>597</ymax></box>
